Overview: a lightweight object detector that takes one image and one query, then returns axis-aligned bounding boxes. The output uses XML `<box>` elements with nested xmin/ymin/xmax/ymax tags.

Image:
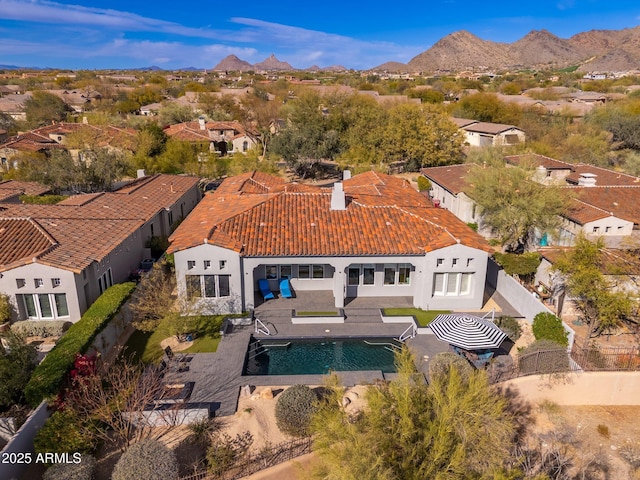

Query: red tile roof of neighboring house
<box><xmin>565</xmin><ymin>165</ymin><xmax>640</xmax><ymax>186</ymax></box>
<box><xmin>462</xmin><ymin>122</ymin><xmax>522</xmax><ymax>135</ymax></box>
<box><xmin>538</xmin><ymin>246</ymin><xmax>640</xmax><ymax>275</ymax></box>
<box><xmin>0</xmin><ymin>180</ymin><xmax>51</xmax><ymax>197</ymax></box>
<box><xmin>0</xmin><ymin>174</ymin><xmax>199</xmax><ymax>273</ymax></box>
<box><xmin>420</xmin><ymin>164</ymin><xmax>473</xmax><ymax>194</ymax></box>
<box><xmin>168</xmin><ymin>171</ymin><xmax>491</xmax><ymax>257</ymax></box>
<box><xmin>562</xmin><ymin>186</ymin><xmax>640</xmax><ymax>225</ymax></box>
<box><xmin>505</xmin><ymin>153</ymin><xmax>573</xmax><ymax>170</ymax></box>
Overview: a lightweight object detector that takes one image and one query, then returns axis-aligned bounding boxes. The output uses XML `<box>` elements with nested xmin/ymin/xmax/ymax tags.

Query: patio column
<box><xmin>333</xmin><ymin>269</ymin><xmax>345</xmax><ymax>308</ymax></box>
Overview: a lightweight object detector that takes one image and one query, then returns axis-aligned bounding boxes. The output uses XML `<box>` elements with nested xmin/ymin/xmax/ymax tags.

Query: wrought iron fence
<box><xmin>571</xmin><ymin>345</ymin><xmax>640</xmax><ymax>371</ymax></box>
<box><xmin>178</xmin><ymin>436</ymin><xmax>313</xmax><ymax>480</ymax></box>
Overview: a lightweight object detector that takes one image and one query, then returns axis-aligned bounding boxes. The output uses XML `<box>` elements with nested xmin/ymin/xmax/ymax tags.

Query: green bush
<box><xmin>495</xmin><ymin>316</ymin><xmax>522</xmax><ymax>342</ymax></box>
<box><xmin>0</xmin><ymin>331</ymin><xmax>38</xmax><ymax>409</ymax></box>
<box><xmin>43</xmin><ymin>454</ymin><xmax>95</xmax><ymax>480</ymax></box>
<box><xmin>0</xmin><ymin>294</ymin><xmax>11</xmax><ymax>323</ymax></box>
<box><xmin>417</xmin><ymin>176</ymin><xmax>431</xmax><ymax>192</ymax></box>
<box><xmin>493</xmin><ymin>252</ymin><xmax>541</xmax><ymax>280</ymax></box>
<box><xmin>11</xmin><ymin>320</ymin><xmax>72</xmax><ymax>338</ymax></box>
<box><xmin>428</xmin><ymin>352</ymin><xmax>473</xmax><ymax>382</ymax></box>
<box><xmin>275</xmin><ymin>384</ymin><xmax>317</xmax><ymax>437</ymax></box>
<box><xmin>532</xmin><ymin>312</ymin><xmax>568</xmax><ymax>346</ymax></box>
<box><xmin>24</xmin><ymin>282</ymin><xmax>135</xmax><ymax>406</ymax></box>
<box><xmin>112</xmin><ymin>439</ymin><xmax>178</xmax><ymax>480</ymax></box>
<box><xmin>34</xmin><ymin>409</ymin><xmax>95</xmax><ymax>455</ymax></box>
<box><xmin>19</xmin><ymin>194</ymin><xmax>68</xmax><ymax>205</ymax></box>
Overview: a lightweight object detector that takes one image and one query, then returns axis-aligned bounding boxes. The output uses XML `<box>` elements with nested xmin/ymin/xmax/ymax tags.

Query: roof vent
<box><xmin>578</xmin><ymin>172</ymin><xmax>597</xmax><ymax>187</ymax></box>
<box><xmin>330</xmin><ymin>182</ymin><xmax>346</xmax><ymax>211</ymax></box>
<box><xmin>343</xmin><ymin>170</ymin><xmax>351</xmax><ymax>180</ymax></box>
<box><xmin>198</xmin><ymin>116</ymin><xmax>206</xmax><ymax>131</ymax></box>
<box><xmin>136</xmin><ymin>169</ymin><xmax>146</xmax><ymax>179</ymax></box>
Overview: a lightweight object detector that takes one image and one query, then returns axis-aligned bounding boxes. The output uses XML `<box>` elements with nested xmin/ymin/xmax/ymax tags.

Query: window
<box><xmin>605</xmin><ymin>226</ymin><xmax>611</xmax><ymax>233</ymax></box>
<box><xmin>436</xmin><ymin>258</ymin><xmax>444</xmax><ymax>267</ymax></box>
<box><xmin>348</xmin><ymin>267</ymin><xmax>360</xmax><ymax>286</ymax></box>
<box><xmin>16</xmin><ymin>279</ymin><xmax>25</xmax><ymax>288</ymax></box>
<box><xmin>593</xmin><ymin>226</ymin><xmax>600</xmax><ymax>233</ymax></box>
<box><xmin>452</xmin><ymin>258</ymin><xmax>458</xmax><ymax>266</ymax></box>
<box><xmin>242</xmin><ymin>141</ymin><xmax>248</xmax><ymax>152</ymax></box>
<box><xmin>52</xmin><ymin>278</ymin><xmax>61</xmax><ymax>287</ymax></box>
<box><xmin>35</xmin><ymin>278</ymin><xmax>44</xmax><ymax>288</ymax></box>
<box><xmin>98</xmin><ymin>269</ymin><xmax>112</xmax><ymax>294</ymax></box>
<box><xmin>618</xmin><ymin>226</ymin><xmax>624</xmax><ymax>231</ymax></box>
<box><xmin>467</xmin><ymin>258</ymin><xmax>473</xmax><ymax>267</ymax></box>
<box><xmin>186</xmin><ymin>275</ymin><xmax>202</xmax><ymax>299</ymax></box>
<box><xmin>187</xmin><ymin>261</ymin><xmax>196</xmax><ymax>270</ymax></box>
<box><xmin>299</xmin><ymin>265</ymin><xmax>310</xmax><ymax>279</ymax></box>
<box><xmin>398</xmin><ymin>265</ymin><xmax>411</xmax><ymax>285</ymax></box>
<box><xmin>384</xmin><ymin>265</ymin><xmax>396</xmax><ymax>285</ymax></box>
<box><xmin>219</xmin><ymin>275</ymin><xmax>230</xmax><ymax>296</ymax></box>
<box><xmin>19</xmin><ymin>293</ymin><xmax>69</xmax><ymax>319</ymax></box>
<box><xmin>363</xmin><ymin>265</ymin><xmax>375</xmax><ymax>285</ymax></box>
<box><xmin>279</xmin><ymin>265</ymin><xmax>291</xmax><ymax>278</ymax></box>
<box><xmin>204</xmin><ymin>260</ymin><xmax>211</xmax><ymax>270</ymax></box>
<box><xmin>204</xmin><ymin>275</ymin><xmax>216</xmax><ymax>297</ymax></box>
<box><xmin>433</xmin><ymin>273</ymin><xmax>473</xmax><ymax>296</ymax></box>
<box><xmin>266</xmin><ymin>266</ymin><xmax>277</xmax><ymax>279</ymax></box>
<box><xmin>168</xmin><ymin>211</ymin><xmax>173</xmax><ymax>226</ymax></box>
<box><xmin>219</xmin><ymin>260</ymin><xmax>227</xmax><ymax>270</ymax></box>
<box><xmin>313</xmin><ymin>265</ymin><xmax>324</xmax><ymax>279</ymax></box>
<box><xmin>150</xmin><ymin>223</ymin><xmax>154</xmax><ymax>237</ymax></box>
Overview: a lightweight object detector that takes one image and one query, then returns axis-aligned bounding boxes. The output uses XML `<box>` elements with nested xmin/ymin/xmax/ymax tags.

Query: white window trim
<box><xmin>21</xmin><ymin>293</ymin><xmax>70</xmax><ymax>320</ymax></box>
<box><xmin>433</xmin><ymin>272</ymin><xmax>473</xmax><ymax>296</ymax></box>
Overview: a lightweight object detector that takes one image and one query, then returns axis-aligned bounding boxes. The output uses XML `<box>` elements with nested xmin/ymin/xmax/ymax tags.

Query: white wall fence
<box><xmin>486</xmin><ymin>258</ymin><xmax>575</xmax><ymax>349</ymax></box>
<box><xmin>0</xmin><ymin>401</ymin><xmax>50</xmax><ymax>480</ymax></box>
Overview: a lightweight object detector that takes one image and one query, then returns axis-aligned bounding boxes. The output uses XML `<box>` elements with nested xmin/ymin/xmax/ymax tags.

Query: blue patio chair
<box><xmin>259</xmin><ymin>279</ymin><xmax>275</xmax><ymax>300</ymax></box>
<box><xmin>279</xmin><ymin>277</ymin><xmax>293</xmax><ymax>298</ymax></box>
<box><xmin>472</xmin><ymin>351</ymin><xmax>494</xmax><ymax>369</ymax></box>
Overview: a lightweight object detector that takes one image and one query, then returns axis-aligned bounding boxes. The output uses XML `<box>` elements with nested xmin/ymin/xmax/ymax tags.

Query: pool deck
<box><xmin>164</xmin><ymin>290</ymin><xmax>522</xmax><ymax>417</ymax></box>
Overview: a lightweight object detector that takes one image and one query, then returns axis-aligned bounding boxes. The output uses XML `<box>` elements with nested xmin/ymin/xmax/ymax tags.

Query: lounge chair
<box><xmin>259</xmin><ymin>279</ymin><xmax>275</xmax><ymax>300</ymax></box>
<box><xmin>279</xmin><ymin>277</ymin><xmax>293</xmax><ymax>298</ymax></box>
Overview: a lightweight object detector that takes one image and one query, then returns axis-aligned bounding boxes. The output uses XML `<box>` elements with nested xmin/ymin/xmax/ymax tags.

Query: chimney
<box><xmin>198</xmin><ymin>116</ymin><xmax>206</xmax><ymax>131</ymax></box>
<box><xmin>137</xmin><ymin>169</ymin><xmax>146</xmax><ymax>179</ymax></box>
<box><xmin>82</xmin><ymin>116</ymin><xmax>88</xmax><ymax>124</ymax></box>
<box><xmin>578</xmin><ymin>172</ymin><xmax>597</xmax><ymax>187</ymax></box>
<box><xmin>343</xmin><ymin>170</ymin><xmax>351</xmax><ymax>180</ymax></box>
<box><xmin>330</xmin><ymin>182</ymin><xmax>346</xmax><ymax>210</ymax></box>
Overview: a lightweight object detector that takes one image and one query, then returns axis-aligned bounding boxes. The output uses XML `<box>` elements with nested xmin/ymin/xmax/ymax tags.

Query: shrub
<box><xmin>597</xmin><ymin>424</ymin><xmax>610</xmax><ymax>438</ymax></box>
<box><xmin>275</xmin><ymin>384</ymin><xmax>318</xmax><ymax>437</ymax></box>
<box><xmin>34</xmin><ymin>409</ymin><xmax>95</xmax><ymax>455</ymax></box>
<box><xmin>11</xmin><ymin>320</ymin><xmax>72</xmax><ymax>338</ymax></box>
<box><xmin>428</xmin><ymin>352</ymin><xmax>473</xmax><ymax>382</ymax></box>
<box><xmin>24</xmin><ymin>282</ymin><xmax>135</xmax><ymax>406</ymax></box>
<box><xmin>493</xmin><ymin>252</ymin><xmax>541</xmax><ymax>282</ymax></box>
<box><xmin>0</xmin><ymin>331</ymin><xmax>38</xmax><ymax>409</ymax></box>
<box><xmin>532</xmin><ymin>312</ymin><xmax>568</xmax><ymax>346</ymax></box>
<box><xmin>518</xmin><ymin>339</ymin><xmax>570</xmax><ymax>375</ymax></box>
<box><xmin>112</xmin><ymin>439</ymin><xmax>178</xmax><ymax>480</ymax></box>
<box><xmin>19</xmin><ymin>194</ymin><xmax>68</xmax><ymax>205</ymax></box>
<box><xmin>417</xmin><ymin>176</ymin><xmax>431</xmax><ymax>192</ymax></box>
<box><xmin>0</xmin><ymin>294</ymin><xmax>11</xmax><ymax>323</ymax></box>
<box><xmin>495</xmin><ymin>316</ymin><xmax>522</xmax><ymax>342</ymax></box>
<box><xmin>207</xmin><ymin>432</ymin><xmax>253</xmax><ymax>475</ymax></box>
<box><xmin>43</xmin><ymin>454</ymin><xmax>95</xmax><ymax>480</ymax></box>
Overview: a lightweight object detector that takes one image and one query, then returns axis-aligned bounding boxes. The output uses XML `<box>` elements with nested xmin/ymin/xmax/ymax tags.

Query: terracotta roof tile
<box><xmin>0</xmin><ymin>218</ymin><xmax>57</xmax><ymax>270</ymax></box>
<box><xmin>563</xmin><ymin>186</ymin><xmax>640</xmax><ymax>225</ymax></box>
<box><xmin>420</xmin><ymin>164</ymin><xmax>473</xmax><ymax>194</ymax></box>
<box><xmin>539</xmin><ymin>247</ymin><xmax>640</xmax><ymax>275</ymax></box>
<box><xmin>168</xmin><ymin>171</ymin><xmax>491</xmax><ymax>256</ymax></box>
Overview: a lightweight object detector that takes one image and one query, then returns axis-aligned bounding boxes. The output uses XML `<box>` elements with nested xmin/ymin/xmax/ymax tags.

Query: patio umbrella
<box><xmin>429</xmin><ymin>313</ymin><xmax>507</xmax><ymax>350</ymax></box>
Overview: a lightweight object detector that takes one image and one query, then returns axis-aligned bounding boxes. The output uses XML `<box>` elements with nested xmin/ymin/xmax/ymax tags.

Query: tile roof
<box><xmin>539</xmin><ymin>247</ymin><xmax>640</xmax><ymax>275</ymax></box>
<box><xmin>420</xmin><ymin>164</ymin><xmax>473</xmax><ymax>194</ymax></box>
<box><xmin>0</xmin><ymin>218</ymin><xmax>57</xmax><ymax>270</ymax></box>
<box><xmin>0</xmin><ymin>174</ymin><xmax>199</xmax><ymax>273</ymax></box>
<box><xmin>562</xmin><ymin>186</ymin><xmax>640</xmax><ymax>225</ymax></box>
<box><xmin>505</xmin><ymin>153</ymin><xmax>573</xmax><ymax>170</ymax></box>
<box><xmin>565</xmin><ymin>165</ymin><xmax>640</xmax><ymax>186</ymax></box>
<box><xmin>168</xmin><ymin>171</ymin><xmax>491</xmax><ymax>257</ymax></box>
<box><xmin>0</xmin><ymin>180</ymin><xmax>51</xmax><ymax>197</ymax></box>
<box><xmin>462</xmin><ymin>122</ymin><xmax>522</xmax><ymax>135</ymax></box>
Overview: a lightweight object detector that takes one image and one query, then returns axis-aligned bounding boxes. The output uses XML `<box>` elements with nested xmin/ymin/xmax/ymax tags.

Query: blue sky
<box><xmin>0</xmin><ymin>0</ymin><xmax>639</xmax><ymax>70</ymax></box>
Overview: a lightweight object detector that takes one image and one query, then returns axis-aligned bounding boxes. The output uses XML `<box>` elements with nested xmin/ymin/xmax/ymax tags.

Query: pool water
<box><xmin>243</xmin><ymin>337</ymin><xmax>400</xmax><ymax>376</ymax></box>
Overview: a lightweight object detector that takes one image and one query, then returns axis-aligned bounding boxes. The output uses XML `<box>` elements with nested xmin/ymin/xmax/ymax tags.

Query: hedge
<box><xmin>11</xmin><ymin>320</ymin><xmax>72</xmax><ymax>338</ymax></box>
<box><xmin>24</xmin><ymin>282</ymin><xmax>135</xmax><ymax>406</ymax></box>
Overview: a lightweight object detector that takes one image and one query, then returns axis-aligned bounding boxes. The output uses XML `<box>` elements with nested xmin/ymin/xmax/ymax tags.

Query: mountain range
<box><xmin>213</xmin><ymin>26</ymin><xmax>640</xmax><ymax>73</ymax></box>
<box><xmin>397</xmin><ymin>27</ymin><xmax>640</xmax><ymax>72</ymax></box>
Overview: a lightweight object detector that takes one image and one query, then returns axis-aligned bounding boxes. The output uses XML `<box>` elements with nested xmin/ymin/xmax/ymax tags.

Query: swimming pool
<box><xmin>243</xmin><ymin>337</ymin><xmax>400</xmax><ymax>376</ymax></box>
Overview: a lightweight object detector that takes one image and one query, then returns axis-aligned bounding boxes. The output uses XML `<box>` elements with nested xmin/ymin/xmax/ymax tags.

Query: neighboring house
<box><xmin>140</xmin><ymin>102</ymin><xmax>163</xmax><ymax>116</ymax></box>
<box><xmin>0</xmin><ymin>174</ymin><xmax>201</xmax><ymax>322</ymax></box>
<box><xmin>46</xmin><ymin>89</ymin><xmax>103</xmax><ymax>113</ymax></box>
<box><xmin>0</xmin><ymin>94</ymin><xmax>31</xmax><ymax>121</ymax></box>
<box><xmin>450</xmin><ymin>118</ymin><xmax>526</xmax><ymax>147</ymax></box>
<box><xmin>167</xmin><ymin>170</ymin><xmax>492</xmax><ymax>314</ymax></box>
<box><xmin>506</xmin><ymin>154</ymin><xmax>640</xmax><ymax>247</ymax></box>
<box><xmin>420</xmin><ymin>164</ymin><xmax>478</xmax><ymax>223</ymax></box>
<box><xmin>0</xmin><ymin>180</ymin><xmax>51</xmax><ymax>203</ymax></box>
<box><xmin>0</xmin><ymin>122</ymin><xmax>137</xmax><ymax>170</ymax></box>
<box><xmin>164</xmin><ymin>118</ymin><xmax>257</xmax><ymax>155</ymax></box>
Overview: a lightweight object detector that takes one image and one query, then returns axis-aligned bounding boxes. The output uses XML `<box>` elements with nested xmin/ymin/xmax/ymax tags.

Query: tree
<box><xmin>112</xmin><ymin>439</ymin><xmax>178</xmax><ymax>480</ymax></box>
<box><xmin>241</xmin><ymin>88</ymin><xmax>282</xmax><ymax>159</ymax></box>
<box><xmin>380</xmin><ymin>103</ymin><xmax>465</xmax><ymax>170</ymax></box>
<box><xmin>24</xmin><ymin>91</ymin><xmax>70</xmax><ymax>128</ymax></box>
<box><xmin>0</xmin><ymin>331</ymin><xmax>38</xmax><ymax>409</ymax></box>
<box><xmin>453</xmin><ymin>92</ymin><xmax>522</xmax><ymax>125</ymax></box>
<box><xmin>552</xmin><ymin>234</ymin><xmax>635</xmax><ymax>347</ymax></box>
<box><xmin>532</xmin><ymin>312</ymin><xmax>568</xmax><ymax>346</ymax></box>
<box><xmin>0</xmin><ymin>293</ymin><xmax>11</xmax><ymax>323</ymax></box>
<box><xmin>129</xmin><ymin>263</ymin><xmax>177</xmax><ymax>332</ymax></box>
<box><xmin>312</xmin><ymin>348</ymin><xmax>517</xmax><ymax>479</ymax></box>
<box><xmin>157</xmin><ymin>102</ymin><xmax>195</xmax><ymax>127</ymax></box>
<box><xmin>467</xmin><ymin>158</ymin><xmax>570</xmax><ymax>252</ymax></box>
